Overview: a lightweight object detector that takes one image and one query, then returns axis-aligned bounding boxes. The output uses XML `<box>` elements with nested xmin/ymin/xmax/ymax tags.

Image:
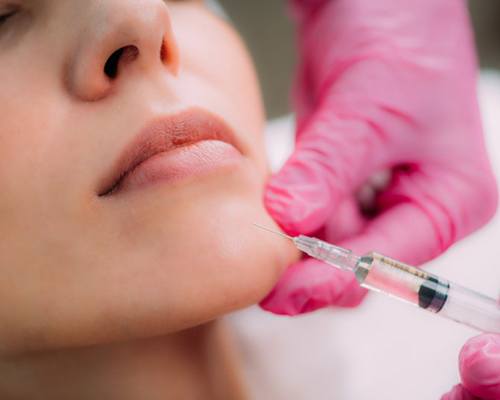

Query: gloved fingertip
<box><xmin>440</xmin><ymin>385</ymin><xmax>477</xmax><ymax>400</ymax></box>
<box><xmin>264</xmin><ymin>176</ymin><xmax>333</xmax><ymax>235</ymax></box>
<box><xmin>459</xmin><ymin>334</ymin><xmax>500</xmax><ymax>399</ymax></box>
<box><xmin>259</xmin><ymin>258</ymin><xmax>367</xmax><ymax>316</ymax></box>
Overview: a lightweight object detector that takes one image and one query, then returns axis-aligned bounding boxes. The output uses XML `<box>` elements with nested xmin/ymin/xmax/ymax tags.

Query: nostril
<box><xmin>104</xmin><ymin>48</ymin><xmax>124</xmax><ymax>79</ymax></box>
<box><xmin>104</xmin><ymin>45</ymin><xmax>139</xmax><ymax>79</ymax></box>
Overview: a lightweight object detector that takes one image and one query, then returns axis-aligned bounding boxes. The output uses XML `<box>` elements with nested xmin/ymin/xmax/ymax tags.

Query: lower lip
<box><xmin>118</xmin><ymin>140</ymin><xmax>243</xmax><ymax>193</ymax></box>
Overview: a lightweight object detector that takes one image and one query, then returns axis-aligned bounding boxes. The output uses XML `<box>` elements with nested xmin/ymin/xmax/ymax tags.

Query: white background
<box><xmin>229</xmin><ymin>72</ymin><xmax>500</xmax><ymax>400</ymax></box>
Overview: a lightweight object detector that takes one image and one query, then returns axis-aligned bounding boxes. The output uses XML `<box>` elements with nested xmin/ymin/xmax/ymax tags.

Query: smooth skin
<box><xmin>0</xmin><ymin>0</ymin><xmax>298</xmax><ymax>398</ymax></box>
<box><xmin>0</xmin><ymin>0</ymin><xmax>497</xmax><ymax>398</ymax></box>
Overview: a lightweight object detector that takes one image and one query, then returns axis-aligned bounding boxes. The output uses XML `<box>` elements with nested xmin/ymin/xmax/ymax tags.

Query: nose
<box><xmin>67</xmin><ymin>0</ymin><xmax>179</xmax><ymax>101</ymax></box>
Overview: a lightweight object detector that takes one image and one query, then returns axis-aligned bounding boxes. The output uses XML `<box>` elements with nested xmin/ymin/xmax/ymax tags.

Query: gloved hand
<box><xmin>261</xmin><ymin>0</ymin><xmax>498</xmax><ymax>315</ymax></box>
<box><xmin>442</xmin><ymin>334</ymin><xmax>500</xmax><ymax>400</ymax></box>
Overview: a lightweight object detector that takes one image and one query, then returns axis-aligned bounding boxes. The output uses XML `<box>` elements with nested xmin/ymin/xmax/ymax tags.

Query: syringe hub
<box><xmin>293</xmin><ymin>235</ymin><xmax>360</xmax><ymax>272</ymax></box>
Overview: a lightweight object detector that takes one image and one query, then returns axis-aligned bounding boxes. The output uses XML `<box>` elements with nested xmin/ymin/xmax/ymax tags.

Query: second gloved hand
<box><xmin>261</xmin><ymin>0</ymin><xmax>498</xmax><ymax>315</ymax></box>
<box><xmin>442</xmin><ymin>334</ymin><xmax>500</xmax><ymax>400</ymax></box>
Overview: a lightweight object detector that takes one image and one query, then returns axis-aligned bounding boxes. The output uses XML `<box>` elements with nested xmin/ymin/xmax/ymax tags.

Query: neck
<box><xmin>0</xmin><ymin>321</ymin><xmax>247</xmax><ymax>400</ymax></box>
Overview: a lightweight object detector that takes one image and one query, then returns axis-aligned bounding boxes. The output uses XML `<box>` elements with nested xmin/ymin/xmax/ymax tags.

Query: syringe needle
<box><xmin>252</xmin><ymin>223</ymin><xmax>294</xmax><ymax>241</ymax></box>
<box><xmin>252</xmin><ymin>225</ymin><xmax>500</xmax><ymax>333</ymax></box>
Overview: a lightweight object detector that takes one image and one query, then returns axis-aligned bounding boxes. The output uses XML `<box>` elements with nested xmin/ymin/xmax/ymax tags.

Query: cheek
<box><xmin>102</xmin><ymin>167</ymin><xmax>298</xmax><ymax>329</ymax></box>
<box><xmin>0</xmin><ymin>76</ymin><xmax>57</xmax><ymax>205</ymax></box>
<box><xmin>170</xmin><ymin>6</ymin><xmax>267</xmax><ymax>171</ymax></box>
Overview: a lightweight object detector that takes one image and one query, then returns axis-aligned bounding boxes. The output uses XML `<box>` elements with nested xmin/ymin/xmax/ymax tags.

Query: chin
<box><xmin>0</xmin><ymin>161</ymin><xmax>297</xmax><ymax>354</ymax></box>
<box><xmin>93</xmin><ymin>160</ymin><xmax>296</xmax><ymax>333</ymax></box>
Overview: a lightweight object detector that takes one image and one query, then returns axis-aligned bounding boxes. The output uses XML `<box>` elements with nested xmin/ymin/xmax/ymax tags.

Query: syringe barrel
<box><xmin>356</xmin><ymin>253</ymin><xmax>500</xmax><ymax>333</ymax></box>
<box><xmin>438</xmin><ymin>283</ymin><xmax>500</xmax><ymax>333</ymax></box>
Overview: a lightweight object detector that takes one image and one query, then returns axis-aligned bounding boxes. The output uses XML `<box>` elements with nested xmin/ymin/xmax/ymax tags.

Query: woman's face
<box><xmin>0</xmin><ymin>0</ymin><xmax>297</xmax><ymax>354</ymax></box>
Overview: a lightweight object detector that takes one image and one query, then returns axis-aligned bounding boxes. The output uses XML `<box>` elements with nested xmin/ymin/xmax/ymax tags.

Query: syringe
<box><xmin>254</xmin><ymin>224</ymin><xmax>500</xmax><ymax>333</ymax></box>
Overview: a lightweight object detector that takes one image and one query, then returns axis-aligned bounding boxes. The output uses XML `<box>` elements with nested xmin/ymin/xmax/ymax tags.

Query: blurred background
<box><xmin>218</xmin><ymin>0</ymin><xmax>500</xmax><ymax>119</ymax></box>
<box><xmin>218</xmin><ymin>3</ymin><xmax>500</xmax><ymax>399</ymax></box>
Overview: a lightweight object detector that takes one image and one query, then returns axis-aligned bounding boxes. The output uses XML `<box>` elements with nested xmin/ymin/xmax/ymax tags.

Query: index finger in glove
<box><xmin>265</xmin><ymin>98</ymin><xmax>394</xmax><ymax>236</ymax></box>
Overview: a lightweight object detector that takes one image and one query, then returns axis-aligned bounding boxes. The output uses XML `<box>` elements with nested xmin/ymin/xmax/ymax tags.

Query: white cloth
<box><xmin>227</xmin><ymin>71</ymin><xmax>500</xmax><ymax>400</ymax></box>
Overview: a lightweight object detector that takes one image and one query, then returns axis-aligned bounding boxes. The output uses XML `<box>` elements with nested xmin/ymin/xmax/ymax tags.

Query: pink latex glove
<box><xmin>442</xmin><ymin>334</ymin><xmax>500</xmax><ymax>400</ymax></box>
<box><xmin>261</xmin><ymin>0</ymin><xmax>498</xmax><ymax>315</ymax></box>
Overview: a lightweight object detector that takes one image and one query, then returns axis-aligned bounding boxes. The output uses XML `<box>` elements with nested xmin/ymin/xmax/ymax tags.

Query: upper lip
<box><xmin>98</xmin><ymin>107</ymin><xmax>241</xmax><ymax>196</ymax></box>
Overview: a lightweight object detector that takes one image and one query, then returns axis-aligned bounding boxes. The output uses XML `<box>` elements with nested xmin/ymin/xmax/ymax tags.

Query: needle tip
<box><xmin>252</xmin><ymin>223</ymin><xmax>293</xmax><ymax>240</ymax></box>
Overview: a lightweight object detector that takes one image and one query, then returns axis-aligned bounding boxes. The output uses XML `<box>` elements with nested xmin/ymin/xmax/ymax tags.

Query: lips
<box><xmin>98</xmin><ymin>108</ymin><xmax>243</xmax><ymax>196</ymax></box>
